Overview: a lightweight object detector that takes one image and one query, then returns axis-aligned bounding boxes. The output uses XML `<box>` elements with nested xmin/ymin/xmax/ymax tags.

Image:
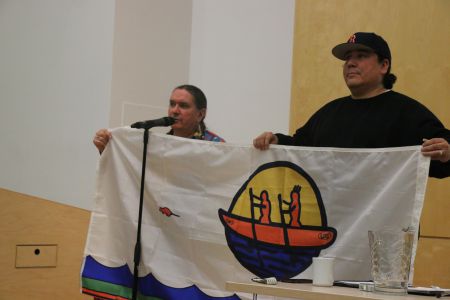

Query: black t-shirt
<box><xmin>276</xmin><ymin>91</ymin><xmax>450</xmax><ymax>178</ymax></box>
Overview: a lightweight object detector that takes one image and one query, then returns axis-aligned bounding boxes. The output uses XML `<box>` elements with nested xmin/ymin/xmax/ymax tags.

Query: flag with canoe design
<box><xmin>81</xmin><ymin>127</ymin><xmax>429</xmax><ymax>299</ymax></box>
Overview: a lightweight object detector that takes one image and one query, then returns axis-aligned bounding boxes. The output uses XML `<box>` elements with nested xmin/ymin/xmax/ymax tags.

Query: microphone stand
<box><xmin>129</xmin><ymin>117</ymin><xmax>174</xmax><ymax>300</ymax></box>
<box><xmin>132</xmin><ymin>128</ymin><xmax>150</xmax><ymax>300</ymax></box>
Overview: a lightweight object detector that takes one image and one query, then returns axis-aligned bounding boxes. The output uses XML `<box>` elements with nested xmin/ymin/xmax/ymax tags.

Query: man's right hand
<box><xmin>253</xmin><ymin>131</ymin><xmax>278</xmax><ymax>150</ymax></box>
<box><xmin>93</xmin><ymin>129</ymin><xmax>112</xmax><ymax>154</ymax></box>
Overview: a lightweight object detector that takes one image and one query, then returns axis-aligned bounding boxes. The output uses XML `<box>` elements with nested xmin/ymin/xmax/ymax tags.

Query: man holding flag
<box><xmin>253</xmin><ymin>32</ymin><xmax>449</xmax><ymax>178</ymax></box>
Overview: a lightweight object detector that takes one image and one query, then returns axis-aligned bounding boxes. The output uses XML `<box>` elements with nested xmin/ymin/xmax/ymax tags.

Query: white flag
<box><xmin>81</xmin><ymin>127</ymin><xmax>429</xmax><ymax>299</ymax></box>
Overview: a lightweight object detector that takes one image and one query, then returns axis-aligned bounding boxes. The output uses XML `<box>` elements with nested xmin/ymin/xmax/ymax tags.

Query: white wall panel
<box><xmin>0</xmin><ymin>0</ymin><xmax>115</xmax><ymax>209</ymax></box>
<box><xmin>0</xmin><ymin>0</ymin><xmax>295</xmax><ymax>210</ymax></box>
<box><xmin>189</xmin><ymin>0</ymin><xmax>295</xmax><ymax>143</ymax></box>
<box><xmin>109</xmin><ymin>0</ymin><xmax>193</xmax><ymax>128</ymax></box>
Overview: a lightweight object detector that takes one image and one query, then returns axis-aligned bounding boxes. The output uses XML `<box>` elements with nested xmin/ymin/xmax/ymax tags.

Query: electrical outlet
<box><xmin>15</xmin><ymin>244</ymin><xmax>57</xmax><ymax>268</ymax></box>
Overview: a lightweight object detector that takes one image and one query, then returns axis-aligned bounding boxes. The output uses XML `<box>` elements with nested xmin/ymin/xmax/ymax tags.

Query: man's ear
<box><xmin>381</xmin><ymin>58</ymin><xmax>390</xmax><ymax>74</ymax></box>
<box><xmin>198</xmin><ymin>108</ymin><xmax>206</xmax><ymax>121</ymax></box>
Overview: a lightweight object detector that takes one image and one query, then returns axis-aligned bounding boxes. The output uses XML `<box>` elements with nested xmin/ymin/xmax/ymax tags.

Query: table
<box><xmin>226</xmin><ymin>281</ymin><xmax>433</xmax><ymax>300</ymax></box>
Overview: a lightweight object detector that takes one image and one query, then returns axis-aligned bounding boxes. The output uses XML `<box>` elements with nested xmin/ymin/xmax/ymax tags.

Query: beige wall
<box><xmin>291</xmin><ymin>0</ymin><xmax>450</xmax><ymax>131</ymax></box>
<box><xmin>291</xmin><ymin>0</ymin><xmax>450</xmax><ymax>286</ymax></box>
<box><xmin>0</xmin><ymin>189</ymin><xmax>91</xmax><ymax>299</ymax></box>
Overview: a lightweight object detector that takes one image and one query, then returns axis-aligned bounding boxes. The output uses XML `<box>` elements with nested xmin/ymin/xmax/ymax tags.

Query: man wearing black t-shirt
<box><xmin>253</xmin><ymin>32</ymin><xmax>449</xmax><ymax>178</ymax></box>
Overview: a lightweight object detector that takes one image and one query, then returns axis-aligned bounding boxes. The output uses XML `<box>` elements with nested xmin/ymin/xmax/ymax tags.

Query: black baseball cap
<box><xmin>332</xmin><ymin>32</ymin><xmax>391</xmax><ymax>62</ymax></box>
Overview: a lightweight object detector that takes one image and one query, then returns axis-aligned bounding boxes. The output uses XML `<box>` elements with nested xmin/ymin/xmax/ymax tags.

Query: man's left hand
<box><xmin>422</xmin><ymin>138</ymin><xmax>450</xmax><ymax>162</ymax></box>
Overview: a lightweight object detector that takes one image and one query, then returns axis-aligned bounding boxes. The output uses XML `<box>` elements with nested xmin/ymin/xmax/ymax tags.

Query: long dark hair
<box><xmin>174</xmin><ymin>84</ymin><xmax>207</xmax><ymax>133</ymax></box>
<box><xmin>377</xmin><ymin>56</ymin><xmax>397</xmax><ymax>89</ymax></box>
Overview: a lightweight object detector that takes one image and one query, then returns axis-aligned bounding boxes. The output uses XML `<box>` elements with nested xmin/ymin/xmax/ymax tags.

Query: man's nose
<box><xmin>169</xmin><ymin>105</ymin><xmax>180</xmax><ymax>114</ymax></box>
<box><xmin>345</xmin><ymin>57</ymin><xmax>357</xmax><ymax>67</ymax></box>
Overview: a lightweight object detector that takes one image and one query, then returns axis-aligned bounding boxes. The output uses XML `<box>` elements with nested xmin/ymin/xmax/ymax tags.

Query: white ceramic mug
<box><xmin>312</xmin><ymin>257</ymin><xmax>335</xmax><ymax>286</ymax></box>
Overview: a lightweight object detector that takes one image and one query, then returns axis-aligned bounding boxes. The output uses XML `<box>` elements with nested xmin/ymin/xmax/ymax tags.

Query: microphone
<box><xmin>130</xmin><ymin>116</ymin><xmax>176</xmax><ymax>129</ymax></box>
